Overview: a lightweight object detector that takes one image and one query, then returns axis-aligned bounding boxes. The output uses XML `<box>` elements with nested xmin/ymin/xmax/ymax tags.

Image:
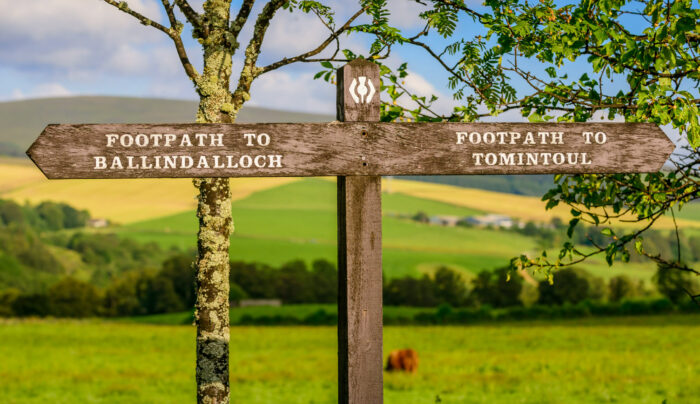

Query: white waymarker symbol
<box><xmin>348</xmin><ymin>76</ymin><xmax>376</xmax><ymax>104</ymax></box>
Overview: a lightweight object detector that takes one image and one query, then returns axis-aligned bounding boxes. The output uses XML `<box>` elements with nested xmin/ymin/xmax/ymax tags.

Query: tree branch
<box><xmin>230</xmin><ymin>0</ymin><xmax>256</xmax><ymax>40</ymax></box>
<box><xmin>161</xmin><ymin>0</ymin><xmax>200</xmax><ymax>82</ymax></box>
<box><xmin>174</xmin><ymin>0</ymin><xmax>202</xmax><ymax>29</ymax></box>
<box><xmin>259</xmin><ymin>7</ymin><xmax>366</xmax><ymax>74</ymax></box>
<box><xmin>100</xmin><ymin>0</ymin><xmax>171</xmax><ymax>34</ymax></box>
<box><xmin>231</xmin><ymin>0</ymin><xmax>287</xmax><ymax>107</ymax></box>
<box><xmin>100</xmin><ymin>0</ymin><xmax>199</xmax><ymax>81</ymax></box>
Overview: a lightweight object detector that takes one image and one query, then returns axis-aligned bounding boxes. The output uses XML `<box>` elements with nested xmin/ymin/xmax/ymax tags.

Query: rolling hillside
<box><xmin>112</xmin><ymin>178</ymin><xmax>660</xmax><ymax>280</ymax></box>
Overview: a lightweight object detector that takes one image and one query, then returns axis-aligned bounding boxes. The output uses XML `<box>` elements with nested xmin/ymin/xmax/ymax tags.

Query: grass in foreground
<box><xmin>0</xmin><ymin>315</ymin><xmax>697</xmax><ymax>404</ymax></box>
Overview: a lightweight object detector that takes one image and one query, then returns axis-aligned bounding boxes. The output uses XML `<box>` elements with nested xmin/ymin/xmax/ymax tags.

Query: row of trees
<box><xmin>1</xmin><ymin>253</ymin><xmax>196</xmax><ymax>318</ymax></box>
<box><xmin>386</xmin><ymin>265</ymin><xmax>698</xmax><ymax>308</ymax></box>
<box><xmin>0</xmin><ymin>199</ymin><xmax>89</xmax><ymax>231</ymax></box>
<box><xmin>2</xmin><ymin>255</ymin><xmax>696</xmax><ymax>318</ymax></box>
<box><xmin>0</xmin><ymin>256</ymin><xmax>339</xmax><ymax>317</ymax></box>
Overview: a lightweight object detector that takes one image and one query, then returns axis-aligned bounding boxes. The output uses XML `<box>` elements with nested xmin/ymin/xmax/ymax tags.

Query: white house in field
<box><xmin>465</xmin><ymin>214</ymin><xmax>514</xmax><ymax>229</ymax></box>
<box><xmin>87</xmin><ymin>218</ymin><xmax>109</xmax><ymax>228</ymax></box>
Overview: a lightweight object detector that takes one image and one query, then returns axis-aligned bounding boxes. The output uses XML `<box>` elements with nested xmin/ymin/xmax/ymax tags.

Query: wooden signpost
<box><xmin>27</xmin><ymin>59</ymin><xmax>675</xmax><ymax>404</ymax></box>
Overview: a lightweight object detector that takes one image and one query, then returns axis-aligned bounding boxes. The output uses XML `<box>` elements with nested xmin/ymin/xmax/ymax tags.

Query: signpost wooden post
<box><xmin>336</xmin><ymin>60</ymin><xmax>383</xmax><ymax>404</ymax></box>
<box><xmin>26</xmin><ymin>59</ymin><xmax>675</xmax><ymax>404</ymax></box>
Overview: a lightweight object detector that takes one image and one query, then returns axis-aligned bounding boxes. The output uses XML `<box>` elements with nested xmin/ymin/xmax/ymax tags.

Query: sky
<box><xmin>0</xmin><ymin>0</ymin><xmax>693</xmax><ymax>143</ymax></box>
<box><xmin>0</xmin><ymin>0</ymin><xmax>483</xmax><ymax>115</ymax></box>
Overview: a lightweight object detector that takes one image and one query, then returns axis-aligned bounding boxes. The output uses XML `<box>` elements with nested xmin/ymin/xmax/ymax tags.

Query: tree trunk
<box><xmin>194</xmin><ymin>2</ymin><xmax>236</xmax><ymax>403</ymax></box>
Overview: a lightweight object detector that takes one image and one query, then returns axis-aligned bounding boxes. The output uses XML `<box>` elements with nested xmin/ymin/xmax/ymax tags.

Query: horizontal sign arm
<box><xmin>27</xmin><ymin>122</ymin><xmax>674</xmax><ymax>179</ymax></box>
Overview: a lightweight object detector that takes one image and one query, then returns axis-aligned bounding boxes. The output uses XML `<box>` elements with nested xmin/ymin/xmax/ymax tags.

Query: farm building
<box><xmin>464</xmin><ymin>214</ymin><xmax>515</xmax><ymax>229</ymax></box>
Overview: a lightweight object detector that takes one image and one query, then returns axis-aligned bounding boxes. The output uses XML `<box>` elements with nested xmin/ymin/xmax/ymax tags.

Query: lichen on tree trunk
<box><xmin>193</xmin><ymin>1</ymin><xmax>237</xmax><ymax>403</ymax></box>
<box><xmin>193</xmin><ymin>176</ymin><xmax>232</xmax><ymax>404</ymax></box>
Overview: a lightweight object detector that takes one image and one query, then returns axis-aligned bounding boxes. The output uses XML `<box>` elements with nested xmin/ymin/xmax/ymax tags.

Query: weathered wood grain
<box><xmin>27</xmin><ymin>122</ymin><xmax>674</xmax><ymax>179</ymax></box>
<box><xmin>337</xmin><ymin>60</ymin><xmax>383</xmax><ymax>404</ymax></box>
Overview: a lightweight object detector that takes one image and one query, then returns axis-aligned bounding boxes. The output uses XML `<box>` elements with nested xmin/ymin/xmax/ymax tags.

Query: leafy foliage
<box><xmin>332</xmin><ymin>0</ymin><xmax>700</xmax><ymax>303</ymax></box>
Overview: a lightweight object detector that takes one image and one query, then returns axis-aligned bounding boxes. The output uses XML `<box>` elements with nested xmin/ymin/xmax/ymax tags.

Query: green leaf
<box><xmin>567</xmin><ymin>218</ymin><xmax>579</xmax><ymax>238</ymax></box>
<box><xmin>601</xmin><ymin>228</ymin><xmax>614</xmax><ymax>237</ymax></box>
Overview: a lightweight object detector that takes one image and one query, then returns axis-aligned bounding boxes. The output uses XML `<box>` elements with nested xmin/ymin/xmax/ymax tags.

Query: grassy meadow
<box><xmin>0</xmin><ymin>316</ymin><xmax>698</xmax><ymax>404</ymax></box>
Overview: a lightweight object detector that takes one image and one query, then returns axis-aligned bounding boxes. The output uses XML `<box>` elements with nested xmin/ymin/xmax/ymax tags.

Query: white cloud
<box><xmin>397</xmin><ymin>69</ymin><xmax>458</xmax><ymax>115</ymax></box>
<box><xmin>0</xmin><ymin>0</ymin><xmax>165</xmax><ymax>73</ymax></box>
<box><xmin>10</xmin><ymin>83</ymin><xmax>73</xmax><ymax>100</ymax></box>
<box><xmin>247</xmin><ymin>69</ymin><xmax>336</xmax><ymax>114</ymax></box>
<box><xmin>386</xmin><ymin>0</ymin><xmax>428</xmax><ymax>29</ymax></box>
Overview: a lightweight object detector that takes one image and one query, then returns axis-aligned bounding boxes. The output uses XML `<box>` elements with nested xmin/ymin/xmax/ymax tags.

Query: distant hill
<box><xmin>399</xmin><ymin>175</ymin><xmax>556</xmax><ymax>197</ymax></box>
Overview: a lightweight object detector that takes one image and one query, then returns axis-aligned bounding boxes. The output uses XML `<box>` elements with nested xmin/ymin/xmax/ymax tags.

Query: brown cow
<box><xmin>385</xmin><ymin>349</ymin><xmax>419</xmax><ymax>373</ymax></box>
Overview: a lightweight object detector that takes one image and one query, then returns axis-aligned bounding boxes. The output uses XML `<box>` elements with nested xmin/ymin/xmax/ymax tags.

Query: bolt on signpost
<box><xmin>27</xmin><ymin>60</ymin><xmax>674</xmax><ymax>404</ymax></box>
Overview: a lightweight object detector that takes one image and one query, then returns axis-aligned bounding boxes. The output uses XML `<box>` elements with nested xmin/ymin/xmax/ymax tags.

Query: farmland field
<box><xmin>113</xmin><ymin>178</ymin><xmax>660</xmax><ymax>280</ymax></box>
<box><xmin>0</xmin><ymin>159</ymin><xmax>689</xmax><ymax>280</ymax></box>
<box><xmin>0</xmin><ymin>316</ymin><xmax>698</xmax><ymax>404</ymax></box>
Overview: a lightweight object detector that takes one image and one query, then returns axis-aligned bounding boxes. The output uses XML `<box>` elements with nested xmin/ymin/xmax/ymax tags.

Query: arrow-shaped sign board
<box><xmin>27</xmin><ymin>122</ymin><xmax>674</xmax><ymax>179</ymax></box>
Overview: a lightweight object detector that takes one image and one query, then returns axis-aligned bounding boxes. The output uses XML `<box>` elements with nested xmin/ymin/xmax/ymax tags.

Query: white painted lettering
<box><xmin>106</xmin><ymin>134</ymin><xmax>119</xmax><ymax>147</ymax></box>
<box><xmin>240</xmin><ymin>155</ymin><xmax>252</xmax><ymax>168</ymax></box>
<box><xmin>164</xmin><ymin>156</ymin><xmax>177</xmax><ymax>169</ymax></box>
<box><xmin>551</xmin><ymin>132</ymin><xmax>563</xmax><ymax>144</ymax></box>
<box><xmin>595</xmin><ymin>132</ymin><xmax>607</xmax><ymax>144</ymax></box>
<box><xmin>500</xmin><ymin>153</ymin><xmax>515</xmax><ymax>165</ymax></box>
<box><xmin>253</xmin><ymin>155</ymin><xmax>266</xmax><ymax>168</ymax></box>
<box><xmin>510</xmin><ymin>132</ymin><xmax>521</xmax><ymax>144</ymax></box>
<box><xmin>469</xmin><ymin>132</ymin><xmax>481</xmax><ymax>144</ymax></box>
<box><xmin>524</xmin><ymin>132</ymin><xmax>535</xmax><ymax>145</ymax></box>
<box><xmin>94</xmin><ymin>156</ymin><xmax>107</xmax><ymax>169</ymax></box>
<box><xmin>212</xmin><ymin>156</ymin><xmax>225</xmax><ymax>169</ymax></box>
<box><xmin>211</xmin><ymin>133</ymin><xmax>224</xmax><ymax>147</ymax></box>
<box><xmin>110</xmin><ymin>157</ymin><xmax>123</xmax><ymax>169</ymax></box>
<box><xmin>164</xmin><ymin>134</ymin><xmax>177</xmax><ymax>147</ymax></box>
<box><xmin>257</xmin><ymin>133</ymin><xmax>270</xmax><ymax>146</ymax></box>
<box><xmin>195</xmin><ymin>134</ymin><xmax>208</xmax><ymax>146</ymax></box>
<box><xmin>552</xmin><ymin>153</ymin><xmax>565</xmax><ymax>165</ymax></box>
<box><xmin>268</xmin><ymin>155</ymin><xmax>282</xmax><ymax>168</ymax></box>
<box><xmin>140</xmin><ymin>156</ymin><xmax>153</xmax><ymax>169</ymax></box>
<box><xmin>180</xmin><ymin>156</ymin><xmax>193</xmax><ymax>168</ymax></box>
<box><xmin>243</xmin><ymin>133</ymin><xmax>256</xmax><ymax>146</ymax></box>
<box><xmin>180</xmin><ymin>134</ymin><xmax>193</xmax><ymax>147</ymax></box>
<box><xmin>456</xmin><ymin>132</ymin><xmax>468</xmax><ymax>144</ymax></box>
<box><xmin>135</xmin><ymin>134</ymin><xmax>148</xmax><ymax>147</ymax></box>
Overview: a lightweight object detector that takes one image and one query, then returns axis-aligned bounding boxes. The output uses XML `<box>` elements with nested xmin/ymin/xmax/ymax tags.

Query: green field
<box><xmin>0</xmin><ymin>316</ymin><xmax>698</xmax><ymax>404</ymax></box>
<box><xmin>116</xmin><ymin>178</ymin><xmax>526</xmax><ymax>278</ymax></box>
<box><xmin>112</xmin><ymin>178</ymin><xmax>659</xmax><ymax>280</ymax></box>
